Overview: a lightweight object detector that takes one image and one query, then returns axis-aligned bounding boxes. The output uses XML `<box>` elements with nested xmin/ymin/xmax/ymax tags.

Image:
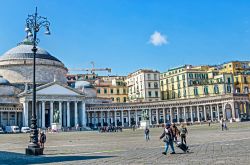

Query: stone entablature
<box><xmin>86</xmin><ymin>94</ymin><xmax>249</xmax><ymax>111</ymax></box>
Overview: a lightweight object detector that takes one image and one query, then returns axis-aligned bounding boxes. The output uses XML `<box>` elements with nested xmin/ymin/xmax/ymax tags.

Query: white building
<box><xmin>126</xmin><ymin>69</ymin><xmax>160</xmax><ymax>102</ymax></box>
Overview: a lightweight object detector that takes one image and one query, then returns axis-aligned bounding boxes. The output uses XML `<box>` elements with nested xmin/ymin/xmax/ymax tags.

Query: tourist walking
<box><xmin>171</xmin><ymin>123</ymin><xmax>180</xmax><ymax>141</ymax></box>
<box><xmin>221</xmin><ymin>120</ymin><xmax>224</xmax><ymax>131</ymax></box>
<box><xmin>39</xmin><ymin>131</ymin><xmax>46</xmax><ymax>149</ymax></box>
<box><xmin>145</xmin><ymin>127</ymin><xmax>150</xmax><ymax>141</ymax></box>
<box><xmin>160</xmin><ymin>123</ymin><xmax>175</xmax><ymax>155</ymax></box>
<box><xmin>180</xmin><ymin>124</ymin><xmax>188</xmax><ymax>145</ymax></box>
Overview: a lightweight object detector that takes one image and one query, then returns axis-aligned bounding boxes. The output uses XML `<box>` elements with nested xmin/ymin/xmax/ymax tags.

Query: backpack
<box><xmin>180</xmin><ymin>128</ymin><xmax>187</xmax><ymax>135</ymax></box>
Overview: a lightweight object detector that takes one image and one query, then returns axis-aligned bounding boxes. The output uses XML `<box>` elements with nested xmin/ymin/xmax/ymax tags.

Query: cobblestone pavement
<box><xmin>0</xmin><ymin>122</ymin><xmax>250</xmax><ymax>165</ymax></box>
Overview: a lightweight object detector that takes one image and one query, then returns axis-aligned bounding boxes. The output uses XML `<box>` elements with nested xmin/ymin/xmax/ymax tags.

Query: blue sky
<box><xmin>0</xmin><ymin>0</ymin><xmax>250</xmax><ymax>75</ymax></box>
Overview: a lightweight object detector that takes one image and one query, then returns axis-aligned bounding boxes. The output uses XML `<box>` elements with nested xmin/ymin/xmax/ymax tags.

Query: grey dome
<box><xmin>0</xmin><ymin>39</ymin><xmax>61</xmax><ymax>62</ymax></box>
<box><xmin>0</xmin><ymin>76</ymin><xmax>10</xmax><ymax>85</ymax></box>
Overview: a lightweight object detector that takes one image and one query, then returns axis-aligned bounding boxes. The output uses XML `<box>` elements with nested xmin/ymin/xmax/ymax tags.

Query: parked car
<box><xmin>5</xmin><ymin>126</ymin><xmax>20</xmax><ymax>133</ymax></box>
<box><xmin>21</xmin><ymin>127</ymin><xmax>31</xmax><ymax>133</ymax></box>
<box><xmin>0</xmin><ymin>127</ymin><xmax>4</xmax><ymax>134</ymax></box>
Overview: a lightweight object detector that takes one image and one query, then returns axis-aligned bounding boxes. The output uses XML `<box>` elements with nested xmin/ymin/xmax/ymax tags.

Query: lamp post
<box><xmin>25</xmin><ymin>7</ymin><xmax>50</xmax><ymax>156</ymax></box>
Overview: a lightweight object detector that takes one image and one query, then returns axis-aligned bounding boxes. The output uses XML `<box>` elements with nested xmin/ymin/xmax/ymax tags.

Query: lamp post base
<box><xmin>25</xmin><ymin>147</ymin><xmax>43</xmax><ymax>156</ymax></box>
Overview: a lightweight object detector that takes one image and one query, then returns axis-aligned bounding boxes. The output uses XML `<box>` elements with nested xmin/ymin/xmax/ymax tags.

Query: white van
<box><xmin>21</xmin><ymin>127</ymin><xmax>30</xmax><ymax>133</ymax></box>
<box><xmin>5</xmin><ymin>126</ymin><xmax>20</xmax><ymax>133</ymax></box>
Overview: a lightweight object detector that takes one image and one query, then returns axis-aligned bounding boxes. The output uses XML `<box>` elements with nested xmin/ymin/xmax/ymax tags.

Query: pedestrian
<box><xmin>208</xmin><ymin>121</ymin><xmax>211</xmax><ymax>126</ymax></box>
<box><xmin>160</xmin><ymin>123</ymin><xmax>175</xmax><ymax>155</ymax></box>
<box><xmin>180</xmin><ymin>124</ymin><xmax>188</xmax><ymax>145</ymax></box>
<box><xmin>171</xmin><ymin>123</ymin><xmax>180</xmax><ymax>141</ymax></box>
<box><xmin>221</xmin><ymin>120</ymin><xmax>224</xmax><ymax>131</ymax></box>
<box><xmin>224</xmin><ymin>122</ymin><xmax>228</xmax><ymax>130</ymax></box>
<box><xmin>145</xmin><ymin>127</ymin><xmax>150</xmax><ymax>141</ymax></box>
<box><xmin>39</xmin><ymin>131</ymin><xmax>46</xmax><ymax>149</ymax></box>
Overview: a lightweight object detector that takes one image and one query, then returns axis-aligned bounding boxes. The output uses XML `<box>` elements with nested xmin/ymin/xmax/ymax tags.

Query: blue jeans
<box><xmin>145</xmin><ymin>134</ymin><xmax>150</xmax><ymax>141</ymax></box>
<box><xmin>165</xmin><ymin>140</ymin><xmax>175</xmax><ymax>153</ymax></box>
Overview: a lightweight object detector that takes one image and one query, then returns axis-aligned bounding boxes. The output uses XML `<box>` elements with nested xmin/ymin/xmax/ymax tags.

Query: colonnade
<box><xmin>22</xmin><ymin>100</ymin><xmax>86</xmax><ymax>128</ymax></box>
<box><xmin>86</xmin><ymin>101</ymin><xmax>249</xmax><ymax>128</ymax></box>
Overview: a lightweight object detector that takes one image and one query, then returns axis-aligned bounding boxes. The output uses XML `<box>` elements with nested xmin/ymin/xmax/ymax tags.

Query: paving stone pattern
<box><xmin>0</xmin><ymin>122</ymin><xmax>250</xmax><ymax>165</ymax></box>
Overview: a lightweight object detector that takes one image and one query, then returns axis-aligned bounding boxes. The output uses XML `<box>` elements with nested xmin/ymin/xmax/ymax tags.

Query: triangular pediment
<box><xmin>36</xmin><ymin>83</ymin><xmax>81</xmax><ymax>96</ymax></box>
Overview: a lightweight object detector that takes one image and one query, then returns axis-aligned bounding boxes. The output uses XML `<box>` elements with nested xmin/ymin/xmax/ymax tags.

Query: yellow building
<box><xmin>160</xmin><ymin>65</ymin><xmax>234</xmax><ymax>100</ymax></box>
<box><xmin>220</xmin><ymin>61</ymin><xmax>250</xmax><ymax>98</ymax></box>
<box><xmin>95</xmin><ymin>76</ymin><xmax>128</xmax><ymax>103</ymax></box>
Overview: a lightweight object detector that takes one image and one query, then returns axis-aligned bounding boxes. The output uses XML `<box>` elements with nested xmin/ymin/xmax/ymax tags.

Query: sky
<box><xmin>0</xmin><ymin>0</ymin><xmax>250</xmax><ymax>76</ymax></box>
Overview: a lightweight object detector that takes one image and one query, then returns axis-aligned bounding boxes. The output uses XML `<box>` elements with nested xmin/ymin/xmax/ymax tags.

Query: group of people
<box><xmin>98</xmin><ymin>126</ymin><xmax>123</xmax><ymax>133</ymax></box>
<box><xmin>145</xmin><ymin>123</ymin><xmax>188</xmax><ymax>155</ymax></box>
<box><xmin>160</xmin><ymin>123</ymin><xmax>188</xmax><ymax>155</ymax></box>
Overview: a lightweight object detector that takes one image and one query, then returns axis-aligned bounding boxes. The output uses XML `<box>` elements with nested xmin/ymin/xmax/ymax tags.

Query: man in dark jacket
<box><xmin>160</xmin><ymin>123</ymin><xmax>175</xmax><ymax>155</ymax></box>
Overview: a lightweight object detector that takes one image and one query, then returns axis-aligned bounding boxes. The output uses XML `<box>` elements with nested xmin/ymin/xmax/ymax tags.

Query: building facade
<box><xmin>95</xmin><ymin>76</ymin><xmax>128</xmax><ymax>103</ymax></box>
<box><xmin>126</xmin><ymin>69</ymin><xmax>160</xmax><ymax>102</ymax></box>
<box><xmin>160</xmin><ymin>65</ymin><xmax>234</xmax><ymax>100</ymax></box>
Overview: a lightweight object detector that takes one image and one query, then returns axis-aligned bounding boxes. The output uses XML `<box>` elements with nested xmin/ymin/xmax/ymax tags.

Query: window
<box><xmin>148</xmin><ymin>82</ymin><xmax>151</xmax><ymax>88</ymax></box>
<box><xmin>166</xmin><ymin>79</ymin><xmax>168</xmax><ymax>84</ymax></box>
<box><xmin>147</xmin><ymin>74</ymin><xmax>151</xmax><ymax>80</ymax></box>
<box><xmin>236</xmin><ymin>88</ymin><xmax>240</xmax><ymax>93</ymax></box>
<box><xmin>244</xmin><ymin>87</ymin><xmax>249</xmax><ymax>94</ymax></box>
<box><xmin>182</xmin><ymin>74</ymin><xmax>185</xmax><ymax>80</ymax></box>
<box><xmin>227</xmin><ymin>78</ymin><xmax>231</xmax><ymax>84</ymax></box>
<box><xmin>155</xmin><ymin>91</ymin><xmax>158</xmax><ymax>97</ymax></box>
<box><xmin>183</xmin><ymin>82</ymin><xmax>186</xmax><ymax>87</ymax></box>
<box><xmin>123</xmin><ymin>89</ymin><xmax>126</xmax><ymax>94</ymax></box>
<box><xmin>123</xmin><ymin>97</ymin><xmax>127</xmax><ymax>102</ymax></box>
<box><xmin>154</xmin><ymin>74</ymin><xmax>157</xmax><ymax>80</ymax></box>
<box><xmin>178</xmin><ymin>83</ymin><xmax>180</xmax><ymax>89</ymax></box>
<box><xmin>111</xmin><ymin>97</ymin><xmax>114</xmax><ymax>101</ymax></box>
<box><xmin>183</xmin><ymin>90</ymin><xmax>186</xmax><ymax>97</ymax></box>
<box><xmin>178</xmin><ymin>90</ymin><xmax>181</xmax><ymax>98</ymax></box>
<box><xmin>116</xmin><ymin>97</ymin><xmax>120</xmax><ymax>102</ymax></box>
<box><xmin>214</xmin><ymin>85</ymin><xmax>219</xmax><ymax>94</ymax></box>
<box><xmin>227</xmin><ymin>85</ymin><xmax>231</xmax><ymax>93</ymax></box>
<box><xmin>189</xmin><ymin>73</ymin><xmax>193</xmax><ymax>79</ymax></box>
<box><xmin>244</xmin><ymin>77</ymin><xmax>247</xmax><ymax>84</ymax></box>
<box><xmin>117</xmin><ymin>89</ymin><xmax>120</xmax><ymax>94</ymax></box>
<box><xmin>177</xmin><ymin>76</ymin><xmax>179</xmax><ymax>81</ymax></box>
<box><xmin>110</xmin><ymin>89</ymin><xmax>113</xmax><ymax>94</ymax></box>
<box><xmin>148</xmin><ymin>91</ymin><xmax>152</xmax><ymax>97</ymax></box>
<box><xmin>204</xmin><ymin>86</ymin><xmax>209</xmax><ymax>95</ymax></box>
<box><xmin>194</xmin><ymin>87</ymin><xmax>199</xmax><ymax>96</ymax></box>
<box><xmin>160</xmin><ymin>81</ymin><xmax>163</xmax><ymax>86</ymax></box>
<box><xmin>172</xmin><ymin>84</ymin><xmax>174</xmax><ymax>90</ymax></box>
<box><xmin>154</xmin><ymin>82</ymin><xmax>158</xmax><ymax>88</ymax></box>
<box><xmin>104</xmin><ymin>88</ymin><xmax>107</xmax><ymax>94</ymax></box>
<box><xmin>97</xmin><ymin>88</ymin><xmax>101</xmax><ymax>94</ymax></box>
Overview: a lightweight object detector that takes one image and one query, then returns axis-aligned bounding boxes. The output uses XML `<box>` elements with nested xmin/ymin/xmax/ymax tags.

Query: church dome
<box><xmin>0</xmin><ymin>38</ymin><xmax>68</xmax><ymax>84</ymax></box>
<box><xmin>0</xmin><ymin>38</ymin><xmax>61</xmax><ymax>62</ymax></box>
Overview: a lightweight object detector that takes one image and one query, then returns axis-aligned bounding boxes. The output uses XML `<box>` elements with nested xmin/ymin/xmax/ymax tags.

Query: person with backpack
<box><xmin>144</xmin><ymin>127</ymin><xmax>150</xmax><ymax>141</ymax></box>
<box><xmin>160</xmin><ymin>123</ymin><xmax>175</xmax><ymax>155</ymax></box>
<box><xmin>171</xmin><ymin>123</ymin><xmax>180</xmax><ymax>141</ymax></box>
<box><xmin>180</xmin><ymin>124</ymin><xmax>188</xmax><ymax>145</ymax></box>
<box><xmin>39</xmin><ymin>131</ymin><xmax>46</xmax><ymax>149</ymax></box>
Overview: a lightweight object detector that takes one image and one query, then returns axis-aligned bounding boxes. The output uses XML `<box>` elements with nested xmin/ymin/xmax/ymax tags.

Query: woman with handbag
<box><xmin>159</xmin><ymin>123</ymin><xmax>175</xmax><ymax>155</ymax></box>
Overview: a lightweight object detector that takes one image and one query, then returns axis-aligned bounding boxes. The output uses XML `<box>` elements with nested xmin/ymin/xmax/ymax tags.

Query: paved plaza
<box><xmin>0</xmin><ymin>122</ymin><xmax>250</xmax><ymax>165</ymax></box>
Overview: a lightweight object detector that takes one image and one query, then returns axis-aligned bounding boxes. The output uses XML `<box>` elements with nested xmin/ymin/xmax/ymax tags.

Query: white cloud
<box><xmin>149</xmin><ymin>31</ymin><xmax>168</xmax><ymax>46</ymax></box>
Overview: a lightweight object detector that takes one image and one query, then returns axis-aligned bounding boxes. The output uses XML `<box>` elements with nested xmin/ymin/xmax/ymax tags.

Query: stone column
<box><xmin>191</xmin><ymin>107</ymin><xmax>194</xmax><ymax>123</ymax></box>
<box><xmin>107</xmin><ymin>111</ymin><xmax>110</xmax><ymax>125</ymax></box>
<box><xmin>59</xmin><ymin>101</ymin><xmax>62</xmax><ymax>126</ymax></box>
<box><xmin>203</xmin><ymin>106</ymin><xmax>207</xmax><ymax>121</ymax></box>
<box><xmin>74</xmin><ymin>102</ymin><xmax>78</xmax><ymax>126</ymax></box>
<box><xmin>15</xmin><ymin>111</ymin><xmax>17</xmax><ymax>126</ymax></box>
<box><xmin>177</xmin><ymin>107</ymin><xmax>180</xmax><ymax>123</ymax></box>
<box><xmin>50</xmin><ymin>101</ymin><xmax>54</xmax><ymax>125</ymax></box>
<box><xmin>223</xmin><ymin>103</ymin><xmax>226</xmax><ymax>120</ymax></box>
<box><xmin>184</xmin><ymin>107</ymin><xmax>187</xmax><ymax>123</ymax></box>
<box><xmin>82</xmin><ymin>102</ymin><xmax>86</xmax><ymax>127</ymax></box>
<box><xmin>67</xmin><ymin>102</ymin><xmax>70</xmax><ymax>127</ymax></box>
<box><xmin>101</xmin><ymin>111</ymin><xmax>103</xmax><ymax>126</ymax></box>
<box><xmin>197</xmin><ymin>106</ymin><xmax>200</xmax><ymax>122</ymax></box>
<box><xmin>156</xmin><ymin>109</ymin><xmax>159</xmax><ymax>125</ymax></box>
<box><xmin>114</xmin><ymin>111</ymin><xmax>117</xmax><ymax>127</ymax></box>
<box><xmin>210</xmin><ymin>105</ymin><xmax>214</xmax><ymax>121</ymax></box>
<box><xmin>231</xmin><ymin>102</ymin><xmax>236</xmax><ymax>119</ymax></box>
<box><xmin>149</xmin><ymin>109</ymin><xmax>152</xmax><ymax>125</ymax></box>
<box><xmin>42</xmin><ymin>101</ymin><xmax>45</xmax><ymax>128</ymax></box>
<box><xmin>170</xmin><ymin>108</ymin><xmax>174</xmax><ymax>123</ymax></box>
<box><xmin>217</xmin><ymin>104</ymin><xmax>220</xmax><ymax>121</ymax></box>
<box><xmin>22</xmin><ymin>101</ymin><xmax>29</xmax><ymax>127</ymax></box>
<box><xmin>128</xmin><ymin>110</ymin><xmax>131</xmax><ymax>127</ymax></box>
<box><xmin>163</xmin><ymin>108</ymin><xmax>166</xmax><ymax>123</ymax></box>
<box><xmin>121</xmin><ymin>110</ymin><xmax>124</xmax><ymax>127</ymax></box>
<box><xmin>135</xmin><ymin>110</ymin><xmax>138</xmax><ymax>126</ymax></box>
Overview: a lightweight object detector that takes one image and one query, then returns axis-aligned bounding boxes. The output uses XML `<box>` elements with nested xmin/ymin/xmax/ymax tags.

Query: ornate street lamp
<box><xmin>25</xmin><ymin>7</ymin><xmax>50</xmax><ymax>155</ymax></box>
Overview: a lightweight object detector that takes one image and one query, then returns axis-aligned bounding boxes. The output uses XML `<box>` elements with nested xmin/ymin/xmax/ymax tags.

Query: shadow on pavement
<box><xmin>0</xmin><ymin>151</ymin><xmax>115</xmax><ymax>164</ymax></box>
